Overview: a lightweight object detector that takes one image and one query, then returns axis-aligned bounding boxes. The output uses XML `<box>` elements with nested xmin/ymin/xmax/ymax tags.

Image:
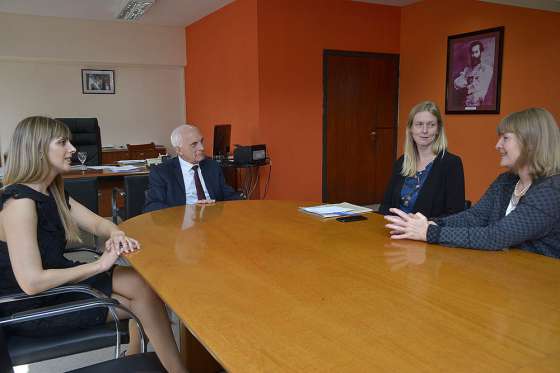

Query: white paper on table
<box><xmin>107</xmin><ymin>165</ymin><xmax>142</xmax><ymax>172</ymax></box>
<box><xmin>299</xmin><ymin>202</ymin><xmax>373</xmax><ymax>218</ymax></box>
<box><xmin>302</xmin><ymin>206</ymin><xmax>354</xmax><ymax>215</ymax></box>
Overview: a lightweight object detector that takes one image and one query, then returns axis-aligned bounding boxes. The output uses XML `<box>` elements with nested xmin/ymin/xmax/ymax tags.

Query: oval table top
<box><xmin>120</xmin><ymin>200</ymin><xmax>560</xmax><ymax>373</ymax></box>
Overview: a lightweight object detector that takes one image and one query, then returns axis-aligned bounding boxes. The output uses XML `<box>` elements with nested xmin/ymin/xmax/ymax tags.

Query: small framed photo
<box><xmin>445</xmin><ymin>27</ymin><xmax>504</xmax><ymax>114</ymax></box>
<box><xmin>82</xmin><ymin>69</ymin><xmax>115</xmax><ymax>94</ymax></box>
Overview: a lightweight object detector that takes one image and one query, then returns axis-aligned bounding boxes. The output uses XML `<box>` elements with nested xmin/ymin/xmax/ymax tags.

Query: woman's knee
<box><xmin>113</xmin><ymin>266</ymin><xmax>159</xmax><ymax>301</ymax></box>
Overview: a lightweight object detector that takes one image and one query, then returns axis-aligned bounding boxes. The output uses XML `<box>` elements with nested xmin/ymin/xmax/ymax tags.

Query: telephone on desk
<box><xmin>233</xmin><ymin>144</ymin><xmax>267</xmax><ymax>165</ymax></box>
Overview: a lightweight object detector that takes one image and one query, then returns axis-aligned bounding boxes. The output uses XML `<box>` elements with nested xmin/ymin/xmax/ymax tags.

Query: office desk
<box><xmin>219</xmin><ymin>160</ymin><xmax>270</xmax><ymax>199</ymax></box>
<box><xmin>120</xmin><ymin>201</ymin><xmax>560</xmax><ymax>373</ymax></box>
<box><xmin>64</xmin><ymin>168</ymin><xmax>149</xmax><ymax>216</ymax></box>
<box><xmin>101</xmin><ymin>145</ymin><xmax>167</xmax><ymax>164</ymax></box>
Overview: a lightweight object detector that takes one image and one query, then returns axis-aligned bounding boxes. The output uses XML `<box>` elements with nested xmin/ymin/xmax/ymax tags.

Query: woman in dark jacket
<box><xmin>385</xmin><ymin>108</ymin><xmax>560</xmax><ymax>259</ymax></box>
<box><xmin>379</xmin><ymin>101</ymin><xmax>465</xmax><ymax>219</ymax></box>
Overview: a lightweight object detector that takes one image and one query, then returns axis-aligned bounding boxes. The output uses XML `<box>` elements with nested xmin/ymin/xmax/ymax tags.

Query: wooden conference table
<box><xmin>120</xmin><ymin>201</ymin><xmax>560</xmax><ymax>372</ymax></box>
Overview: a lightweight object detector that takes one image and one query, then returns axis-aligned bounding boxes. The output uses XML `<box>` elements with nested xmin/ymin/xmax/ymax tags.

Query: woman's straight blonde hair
<box><xmin>497</xmin><ymin>108</ymin><xmax>560</xmax><ymax>179</ymax></box>
<box><xmin>3</xmin><ymin>116</ymin><xmax>81</xmax><ymax>242</ymax></box>
<box><xmin>401</xmin><ymin>101</ymin><xmax>448</xmax><ymax>177</ymax></box>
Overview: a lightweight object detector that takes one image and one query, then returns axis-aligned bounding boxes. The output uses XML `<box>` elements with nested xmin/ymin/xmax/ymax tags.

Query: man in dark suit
<box><xmin>144</xmin><ymin>124</ymin><xmax>241</xmax><ymax>212</ymax></box>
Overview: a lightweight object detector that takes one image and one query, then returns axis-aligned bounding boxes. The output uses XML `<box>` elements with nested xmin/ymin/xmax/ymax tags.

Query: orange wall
<box><xmin>185</xmin><ymin>0</ymin><xmax>400</xmax><ymax>202</ymax></box>
<box><xmin>400</xmin><ymin>0</ymin><xmax>560</xmax><ymax>201</ymax></box>
<box><xmin>186</xmin><ymin>0</ymin><xmax>559</xmax><ymax>203</ymax></box>
<box><xmin>185</xmin><ymin>0</ymin><xmax>259</xmax><ymax>148</ymax></box>
<box><xmin>257</xmin><ymin>0</ymin><xmax>400</xmax><ymax>201</ymax></box>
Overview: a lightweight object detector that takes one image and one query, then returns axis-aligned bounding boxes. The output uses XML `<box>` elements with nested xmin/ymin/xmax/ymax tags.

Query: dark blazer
<box><xmin>379</xmin><ymin>151</ymin><xmax>465</xmax><ymax>219</ymax></box>
<box><xmin>144</xmin><ymin>157</ymin><xmax>241</xmax><ymax>212</ymax></box>
<box><xmin>428</xmin><ymin>173</ymin><xmax>560</xmax><ymax>259</ymax></box>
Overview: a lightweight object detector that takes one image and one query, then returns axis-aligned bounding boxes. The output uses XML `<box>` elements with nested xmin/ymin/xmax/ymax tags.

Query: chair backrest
<box><xmin>64</xmin><ymin>178</ymin><xmax>99</xmax><ymax>214</ymax></box>
<box><xmin>126</xmin><ymin>143</ymin><xmax>158</xmax><ymax>160</ymax></box>
<box><xmin>124</xmin><ymin>175</ymin><xmax>150</xmax><ymax>220</ymax></box>
<box><xmin>57</xmin><ymin>118</ymin><xmax>102</xmax><ymax>166</ymax></box>
<box><xmin>0</xmin><ymin>328</ymin><xmax>13</xmax><ymax>373</ymax></box>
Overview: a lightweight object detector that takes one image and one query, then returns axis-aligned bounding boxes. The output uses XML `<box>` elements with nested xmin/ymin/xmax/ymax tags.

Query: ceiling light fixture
<box><xmin>116</xmin><ymin>0</ymin><xmax>156</xmax><ymax>21</ymax></box>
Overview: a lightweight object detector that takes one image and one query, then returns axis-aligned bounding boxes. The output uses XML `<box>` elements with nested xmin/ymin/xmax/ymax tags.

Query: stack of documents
<box><xmin>299</xmin><ymin>202</ymin><xmax>373</xmax><ymax>218</ymax></box>
<box><xmin>87</xmin><ymin>165</ymin><xmax>143</xmax><ymax>172</ymax></box>
<box><xmin>117</xmin><ymin>159</ymin><xmax>146</xmax><ymax>166</ymax></box>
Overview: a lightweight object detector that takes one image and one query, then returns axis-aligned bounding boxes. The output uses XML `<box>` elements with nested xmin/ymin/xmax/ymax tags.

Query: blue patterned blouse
<box><xmin>399</xmin><ymin>161</ymin><xmax>434</xmax><ymax>213</ymax></box>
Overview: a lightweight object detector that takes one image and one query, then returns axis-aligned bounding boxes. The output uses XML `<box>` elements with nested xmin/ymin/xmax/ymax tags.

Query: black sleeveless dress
<box><xmin>0</xmin><ymin>184</ymin><xmax>113</xmax><ymax>336</ymax></box>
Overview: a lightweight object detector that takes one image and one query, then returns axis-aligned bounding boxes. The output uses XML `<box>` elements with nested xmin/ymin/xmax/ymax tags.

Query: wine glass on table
<box><xmin>77</xmin><ymin>151</ymin><xmax>87</xmax><ymax>171</ymax></box>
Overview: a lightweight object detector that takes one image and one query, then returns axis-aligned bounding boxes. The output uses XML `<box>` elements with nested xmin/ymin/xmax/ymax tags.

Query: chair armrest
<box><xmin>0</xmin><ymin>285</ymin><xmax>108</xmax><ymax>305</ymax></box>
<box><xmin>0</xmin><ymin>298</ymin><xmax>119</xmax><ymax>327</ymax></box>
<box><xmin>0</xmin><ymin>285</ymin><xmax>148</xmax><ymax>354</ymax></box>
<box><xmin>64</xmin><ymin>247</ymin><xmax>102</xmax><ymax>257</ymax></box>
<box><xmin>112</xmin><ymin>187</ymin><xmax>126</xmax><ymax>224</ymax></box>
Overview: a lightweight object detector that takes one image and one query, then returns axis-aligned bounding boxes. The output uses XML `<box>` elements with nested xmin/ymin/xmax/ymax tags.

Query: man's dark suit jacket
<box><xmin>379</xmin><ymin>151</ymin><xmax>465</xmax><ymax>219</ymax></box>
<box><xmin>144</xmin><ymin>157</ymin><xmax>241</xmax><ymax>212</ymax></box>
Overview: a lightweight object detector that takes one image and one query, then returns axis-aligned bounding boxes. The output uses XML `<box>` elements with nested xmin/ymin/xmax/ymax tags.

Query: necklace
<box><xmin>513</xmin><ymin>179</ymin><xmax>532</xmax><ymax>197</ymax></box>
<box><xmin>510</xmin><ymin>179</ymin><xmax>532</xmax><ymax>208</ymax></box>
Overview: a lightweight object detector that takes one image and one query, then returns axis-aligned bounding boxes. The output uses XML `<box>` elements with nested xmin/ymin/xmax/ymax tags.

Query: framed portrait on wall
<box><xmin>445</xmin><ymin>27</ymin><xmax>504</xmax><ymax>114</ymax></box>
<box><xmin>82</xmin><ymin>69</ymin><xmax>115</xmax><ymax>94</ymax></box>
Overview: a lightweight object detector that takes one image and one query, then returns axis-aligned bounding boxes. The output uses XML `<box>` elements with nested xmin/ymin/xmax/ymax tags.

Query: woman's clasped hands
<box><xmin>106</xmin><ymin>230</ymin><xmax>141</xmax><ymax>255</ymax></box>
<box><xmin>384</xmin><ymin>208</ymin><xmax>433</xmax><ymax>241</ymax></box>
<box><xmin>97</xmin><ymin>231</ymin><xmax>140</xmax><ymax>272</ymax></box>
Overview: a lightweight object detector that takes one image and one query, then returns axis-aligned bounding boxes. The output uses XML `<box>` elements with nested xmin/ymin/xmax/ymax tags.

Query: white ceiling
<box><xmin>0</xmin><ymin>0</ymin><xmax>558</xmax><ymax>27</ymax></box>
<box><xmin>0</xmin><ymin>0</ymin><xmax>235</xmax><ymax>27</ymax></box>
<box><xmin>355</xmin><ymin>0</ymin><xmax>560</xmax><ymax>12</ymax></box>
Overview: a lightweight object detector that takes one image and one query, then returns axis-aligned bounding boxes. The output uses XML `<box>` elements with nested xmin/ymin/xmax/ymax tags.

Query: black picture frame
<box><xmin>82</xmin><ymin>69</ymin><xmax>115</xmax><ymax>94</ymax></box>
<box><xmin>445</xmin><ymin>26</ymin><xmax>504</xmax><ymax>114</ymax></box>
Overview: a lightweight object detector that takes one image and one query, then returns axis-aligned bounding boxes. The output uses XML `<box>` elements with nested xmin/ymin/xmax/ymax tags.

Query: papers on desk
<box><xmin>117</xmin><ymin>159</ymin><xmax>146</xmax><ymax>166</ymax></box>
<box><xmin>299</xmin><ymin>202</ymin><xmax>373</xmax><ymax>218</ymax></box>
<box><xmin>87</xmin><ymin>165</ymin><xmax>143</xmax><ymax>172</ymax></box>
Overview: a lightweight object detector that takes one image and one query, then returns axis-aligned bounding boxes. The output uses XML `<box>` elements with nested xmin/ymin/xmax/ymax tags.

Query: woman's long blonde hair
<box><xmin>3</xmin><ymin>116</ymin><xmax>81</xmax><ymax>242</ymax></box>
<box><xmin>401</xmin><ymin>101</ymin><xmax>448</xmax><ymax>177</ymax></box>
<box><xmin>497</xmin><ymin>108</ymin><xmax>560</xmax><ymax>179</ymax></box>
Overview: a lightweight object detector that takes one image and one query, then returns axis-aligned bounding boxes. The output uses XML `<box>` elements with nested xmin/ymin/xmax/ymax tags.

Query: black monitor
<box><xmin>213</xmin><ymin>124</ymin><xmax>231</xmax><ymax>160</ymax></box>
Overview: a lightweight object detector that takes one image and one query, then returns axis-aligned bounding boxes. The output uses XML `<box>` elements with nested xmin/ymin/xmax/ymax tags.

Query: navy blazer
<box><xmin>379</xmin><ymin>151</ymin><xmax>465</xmax><ymax>219</ymax></box>
<box><xmin>144</xmin><ymin>157</ymin><xmax>241</xmax><ymax>212</ymax></box>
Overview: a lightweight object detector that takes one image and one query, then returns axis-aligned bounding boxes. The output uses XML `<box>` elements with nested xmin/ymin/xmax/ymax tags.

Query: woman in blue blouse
<box><xmin>385</xmin><ymin>108</ymin><xmax>560</xmax><ymax>259</ymax></box>
<box><xmin>379</xmin><ymin>101</ymin><xmax>465</xmax><ymax>218</ymax></box>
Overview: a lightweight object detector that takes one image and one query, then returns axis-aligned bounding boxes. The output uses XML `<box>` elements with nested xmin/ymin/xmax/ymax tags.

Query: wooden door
<box><xmin>323</xmin><ymin>51</ymin><xmax>399</xmax><ymax>205</ymax></box>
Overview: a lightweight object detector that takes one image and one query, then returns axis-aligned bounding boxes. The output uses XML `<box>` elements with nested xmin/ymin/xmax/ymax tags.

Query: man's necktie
<box><xmin>191</xmin><ymin>165</ymin><xmax>206</xmax><ymax>201</ymax></box>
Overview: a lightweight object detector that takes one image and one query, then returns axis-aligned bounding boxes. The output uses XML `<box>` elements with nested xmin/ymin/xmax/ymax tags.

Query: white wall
<box><xmin>0</xmin><ymin>12</ymin><xmax>186</xmax><ymax>156</ymax></box>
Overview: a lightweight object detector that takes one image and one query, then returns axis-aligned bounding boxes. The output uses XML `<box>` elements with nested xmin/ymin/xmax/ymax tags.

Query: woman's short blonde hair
<box><xmin>401</xmin><ymin>101</ymin><xmax>448</xmax><ymax>177</ymax></box>
<box><xmin>3</xmin><ymin>116</ymin><xmax>81</xmax><ymax>242</ymax></box>
<box><xmin>497</xmin><ymin>108</ymin><xmax>560</xmax><ymax>178</ymax></box>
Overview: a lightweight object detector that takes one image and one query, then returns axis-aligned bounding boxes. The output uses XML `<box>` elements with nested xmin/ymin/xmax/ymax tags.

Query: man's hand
<box><xmin>196</xmin><ymin>199</ymin><xmax>216</xmax><ymax>205</ymax></box>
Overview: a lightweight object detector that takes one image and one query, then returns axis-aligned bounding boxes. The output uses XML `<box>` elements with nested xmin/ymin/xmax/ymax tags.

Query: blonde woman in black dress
<box><xmin>0</xmin><ymin>117</ymin><xmax>186</xmax><ymax>372</ymax></box>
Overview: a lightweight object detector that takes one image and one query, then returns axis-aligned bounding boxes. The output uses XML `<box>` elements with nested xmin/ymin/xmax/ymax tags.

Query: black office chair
<box><xmin>0</xmin><ymin>285</ymin><xmax>156</xmax><ymax>370</ymax></box>
<box><xmin>64</xmin><ymin>178</ymin><xmax>99</xmax><ymax>214</ymax></box>
<box><xmin>57</xmin><ymin>118</ymin><xmax>102</xmax><ymax>166</ymax></box>
<box><xmin>63</xmin><ymin>178</ymin><xmax>100</xmax><ymax>255</ymax></box>
<box><xmin>112</xmin><ymin>175</ymin><xmax>150</xmax><ymax>224</ymax></box>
